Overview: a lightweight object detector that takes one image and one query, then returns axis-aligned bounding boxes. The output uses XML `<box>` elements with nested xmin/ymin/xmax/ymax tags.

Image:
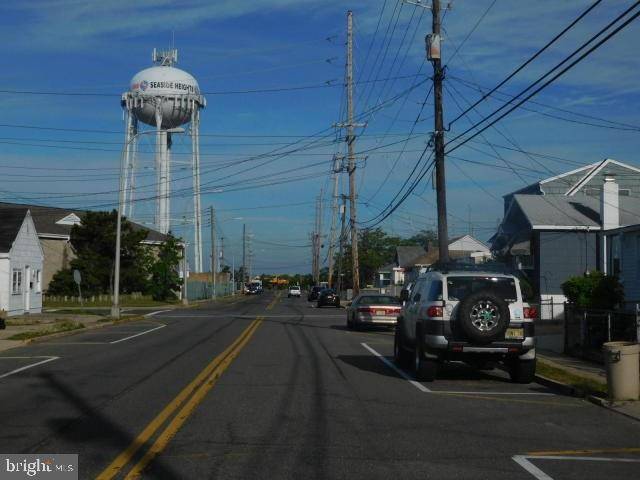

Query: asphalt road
<box><xmin>0</xmin><ymin>291</ymin><xmax>638</xmax><ymax>479</ymax></box>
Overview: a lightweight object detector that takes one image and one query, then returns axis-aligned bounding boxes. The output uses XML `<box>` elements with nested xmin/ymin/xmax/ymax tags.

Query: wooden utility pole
<box><xmin>431</xmin><ymin>0</ymin><xmax>450</xmax><ymax>263</ymax></box>
<box><xmin>242</xmin><ymin>223</ymin><xmax>246</xmax><ymax>284</ymax></box>
<box><xmin>346</xmin><ymin>10</ymin><xmax>361</xmax><ymax>295</ymax></box>
<box><xmin>336</xmin><ymin>194</ymin><xmax>348</xmax><ymax>296</ymax></box>
<box><xmin>327</xmin><ymin>156</ymin><xmax>342</xmax><ymax>288</ymax></box>
<box><xmin>210</xmin><ymin>206</ymin><xmax>216</xmax><ymax>299</ymax></box>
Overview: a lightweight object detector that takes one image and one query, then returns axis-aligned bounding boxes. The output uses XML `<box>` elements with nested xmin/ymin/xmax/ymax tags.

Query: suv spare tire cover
<box><xmin>456</xmin><ymin>289</ymin><xmax>510</xmax><ymax>344</ymax></box>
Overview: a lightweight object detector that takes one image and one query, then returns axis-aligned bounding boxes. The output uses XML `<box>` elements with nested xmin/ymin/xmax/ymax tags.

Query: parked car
<box><xmin>394</xmin><ymin>264</ymin><xmax>537</xmax><ymax>383</ymax></box>
<box><xmin>317</xmin><ymin>288</ymin><xmax>341</xmax><ymax>308</ymax></box>
<box><xmin>307</xmin><ymin>286</ymin><xmax>323</xmax><ymax>302</ymax></box>
<box><xmin>288</xmin><ymin>285</ymin><xmax>301</xmax><ymax>298</ymax></box>
<box><xmin>347</xmin><ymin>294</ymin><xmax>402</xmax><ymax>329</ymax></box>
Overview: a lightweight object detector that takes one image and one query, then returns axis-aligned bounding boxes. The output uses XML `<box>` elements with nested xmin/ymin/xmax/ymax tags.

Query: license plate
<box><xmin>375</xmin><ymin>310</ymin><xmax>386</xmax><ymax>316</ymax></box>
<box><xmin>505</xmin><ymin>328</ymin><xmax>524</xmax><ymax>340</ymax></box>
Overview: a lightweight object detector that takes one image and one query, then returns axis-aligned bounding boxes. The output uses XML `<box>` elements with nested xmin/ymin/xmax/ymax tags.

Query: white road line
<box><xmin>513</xmin><ymin>454</ymin><xmax>640</xmax><ymax>480</ymax></box>
<box><xmin>436</xmin><ymin>391</ymin><xmax>555</xmax><ymax>396</ymax></box>
<box><xmin>153</xmin><ymin>314</ymin><xmax>345</xmax><ymax>318</ymax></box>
<box><xmin>144</xmin><ymin>309</ymin><xmax>174</xmax><ymax>318</ymax></box>
<box><xmin>0</xmin><ymin>356</ymin><xmax>59</xmax><ymax>379</ymax></box>
<box><xmin>361</xmin><ymin>343</ymin><xmax>431</xmax><ymax>393</ymax></box>
<box><xmin>525</xmin><ymin>455</ymin><xmax>640</xmax><ymax>462</ymax></box>
<box><xmin>512</xmin><ymin>456</ymin><xmax>554</xmax><ymax>480</ymax></box>
<box><xmin>109</xmin><ymin>324</ymin><xmax>166</xmax><ymax>344</ymax></box>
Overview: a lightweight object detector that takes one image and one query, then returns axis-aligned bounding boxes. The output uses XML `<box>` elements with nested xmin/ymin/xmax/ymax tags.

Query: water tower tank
<box><xmin>129</xmin><ymin>66</ymin><xmax>201</xmax><ymax>128</ymax></box>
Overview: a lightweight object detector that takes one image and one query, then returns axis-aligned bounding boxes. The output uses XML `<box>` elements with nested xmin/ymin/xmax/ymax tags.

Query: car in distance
<box><xmin>395</xmin><ymin>265</ymin><xmax>537</xmax><ymax>383</ymax></box>
<box><xmin>245</xmin><ymin>283</ymin><xmax>260</xmax><ymax>295</ymax></box>
<box><xmin>317</xmin><ymin>288</ymin><xmax>341</xmax><ymax>308</ymax></box>
<box><xmin>288</xmin><ymin>285</ymin><xmax>301</xmax><ymax>298</ymax></box>
<box><xmin>347</xmin><ymin>294</ymin><xmax>402</xmax><ymax>329</ymax></box>
<box><xmin>307</xmin><ymin>286</ymin><xmax>323</xmax><ymax>302</ymax></box>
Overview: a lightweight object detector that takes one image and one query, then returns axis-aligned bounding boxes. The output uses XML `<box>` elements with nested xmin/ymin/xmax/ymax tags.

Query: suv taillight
<box><xmin>427</xmin><ymin>306</ymin><xmax>443</xmax><ymax>318</ymax></box>
<box><xmin>523</xmin><ymin>307</ymin><xmax>538</xmax><ymax>319</ymax></box>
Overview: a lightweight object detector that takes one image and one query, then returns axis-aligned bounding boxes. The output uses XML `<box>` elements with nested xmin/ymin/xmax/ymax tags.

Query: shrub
<box><xmin>562</xmin><ymin>271</ymin><xmax>623</xmax><ymax>309</ymax></box>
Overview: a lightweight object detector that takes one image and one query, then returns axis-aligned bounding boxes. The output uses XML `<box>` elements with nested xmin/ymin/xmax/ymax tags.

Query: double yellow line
<box><xmin>97</xmin><ymin>293</ymin><xmax>280</xmax><ymax>479</ymax></box>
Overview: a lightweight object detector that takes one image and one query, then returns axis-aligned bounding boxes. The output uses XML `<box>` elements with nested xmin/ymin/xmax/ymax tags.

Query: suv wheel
<box><xmin>457</xmin><ymin>290</ymin><xmax>510</xmax><ymax>344</ymax></box>
<box><xmin>509</xmin><ymin>358</ymin><xmax>536</xmax><ymax>384</ymax></box>
<box><xmin>414</xmin><ymin>341</ymin><xmax>437</xmax><ymax>382</ymax></box>
<box><xmin>393</xmin><ymin>325</ymin><xmax>412</xmax><ymax>369</ymax></box>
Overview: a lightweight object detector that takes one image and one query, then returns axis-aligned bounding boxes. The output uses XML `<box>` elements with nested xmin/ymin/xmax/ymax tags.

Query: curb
<box><xmin>534</xmin><ymin>373</ymin><xmax>586</xmax><ymax>398</ymax></box>
<box><xmin>586</xmin><ymin>394</ymin><xmax>640</xmax><ymax>423</ymax></box>
<box><xmin>23</xmin><ymin>314</ymin><xmax>149</xmax><ymax>345</ymax></box>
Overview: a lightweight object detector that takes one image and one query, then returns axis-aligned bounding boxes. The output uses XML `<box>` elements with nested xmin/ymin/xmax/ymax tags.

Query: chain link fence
<box><xmin>186</xmin><ymin>280</ymin><xmax>234</xmax><ymax>301</ymax></box>
<box><xmin>564</xmin><ymin>304</ymin><xmax>640</xmax><ymax>363</ymax></box>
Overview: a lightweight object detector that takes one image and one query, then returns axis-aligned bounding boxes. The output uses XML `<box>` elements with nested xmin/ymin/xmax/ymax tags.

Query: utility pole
<box><xmin>346</xmin><ymin>10</ymin><xmax>361</xmax><ymax>295</ymax></box>
<box><xmin>431</xmin><ymin>0</ymin><xmax>449</xmax><ymax>263</ymax></box>
<box><xmin>327</xmin><ymin>156</ymin><xmax>342</xmax><ymax>288</ymax></box>
<box><xmin>336</xmin><ymin>194</ymin><xmax>348</xmax><ymax>296</ymax></box>
<box><xmin>312</xmin><ymin>192</ymin><xmax>323</xmax><ymax>285</ymax></box>
<box><xmin>210</xmin><ymin>206</ymin><xmax>216</xmax><ymax>299</ymax></box>
<box><xmin>242</xmin><ymin>223</ymin><xmax>247</xmax><ymax>285</ymax></box>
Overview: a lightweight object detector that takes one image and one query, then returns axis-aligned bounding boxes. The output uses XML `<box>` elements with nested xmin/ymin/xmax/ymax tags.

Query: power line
<box><xmin>447</xmin><ymin>0</ymin><xmax>604</xmax><ymax>127</ymax></box>
<box><xmin>446</xmin><ymin>2</ymin><xmax>640</xmax><ymax>153</ymax></box>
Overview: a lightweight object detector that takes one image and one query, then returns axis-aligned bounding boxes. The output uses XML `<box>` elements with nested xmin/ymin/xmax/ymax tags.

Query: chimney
<box><xmin>601</xmin><ymin>175</ymin><xmax>619</xmax><ymax>229</ymax></box>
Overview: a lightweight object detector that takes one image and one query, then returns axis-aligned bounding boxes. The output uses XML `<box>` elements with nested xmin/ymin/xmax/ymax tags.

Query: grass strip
<box><xmin>7</xmin><ymin>321</ymin><xmax>85</xmax><ymax>341</ymax></box>
<box><xmin>537</xmin><ymin>359</ymin><xmax>607</xmax><ymax>396</ymax></box>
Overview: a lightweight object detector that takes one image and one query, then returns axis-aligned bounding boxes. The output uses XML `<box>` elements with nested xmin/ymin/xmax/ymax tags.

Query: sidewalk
<box><xmin>538</xmin><ymin>348</ymin><xmax>640</xmax><ymax>422</ymax></box>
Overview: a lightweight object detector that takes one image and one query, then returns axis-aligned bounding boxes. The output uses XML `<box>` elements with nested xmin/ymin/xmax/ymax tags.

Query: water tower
<box><xmin>121</xmin><ymin>48</ymin><xmax>207</xmax><ymax>272</ymax></box>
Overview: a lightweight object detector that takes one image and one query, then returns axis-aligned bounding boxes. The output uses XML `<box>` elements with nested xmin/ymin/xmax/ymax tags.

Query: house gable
<box><xmin>55</xmin><ymin>213</ymin><xmax>82</xmax><ymax>226</ymax></box>
<box><xmin>565</xmin><ymin>158</ymin><xmax>640</xmax><ymax>197</ymax></box>
<box><xmin>448</xmin><ymin>235</ymin><xmax>489</xmax><ymax>253</ymax></box>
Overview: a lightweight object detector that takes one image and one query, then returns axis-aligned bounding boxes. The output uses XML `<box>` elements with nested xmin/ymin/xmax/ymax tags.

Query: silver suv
<box><xmin>394</xmin><ymin>267</ymin><xmax>536</xmax><ymax>383</ymax></box>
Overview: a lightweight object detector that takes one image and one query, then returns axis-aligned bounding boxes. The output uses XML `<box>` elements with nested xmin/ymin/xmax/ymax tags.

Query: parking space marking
<box><xmin>361</xmin><ymin>342</ymin><xmax>431</xmax><ymax>392</ymax></box>
<box><xmin>0</xmin><ymin>356</ymin><xmax>59</xmax><ymax>379</ymax></box>
<box><xmin>110</xmin><ymin>324</ymin><xmax>166</xmax><ymax>344</ymax></box>
<box><xmin>513</xmin><ymin>454</ymin><xmax>640</xmax><ymax>480</ymax></box>
<box><xmin>144</xmin><ymin>309</ymin><xmax>174</xmax><ymax>318</ymax></box>
<box><xmin>361</xmin><ymin>343</ymin><xmax>555</xmax><ymax>396</ymax></box>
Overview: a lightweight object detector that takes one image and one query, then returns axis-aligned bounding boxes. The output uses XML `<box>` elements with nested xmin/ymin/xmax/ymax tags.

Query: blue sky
<box><xmin>0</xmin><ymin>0</ymin><xmax>639</xmax><ymax>274</ymax></box>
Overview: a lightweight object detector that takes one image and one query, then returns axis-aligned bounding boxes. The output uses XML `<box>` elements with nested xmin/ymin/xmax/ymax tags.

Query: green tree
<box><xmin>149</xmin><ymin>234</ymin><xmax>183</xmax><ymax>301</ymax></box>
<box><xmin>47</xmin><ymin>211</ymin><xmax>151</xmax><ymax>296</ymax></box>
<box><xmin>562</xmin><ymin>271</ymin><xmax>624</xmax><ymax>309</ymax></box>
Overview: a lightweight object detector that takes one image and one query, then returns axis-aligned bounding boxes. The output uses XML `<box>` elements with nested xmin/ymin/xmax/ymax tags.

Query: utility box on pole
<box><xmin>426</xmin><ymin>33</ymin><xmax>441</xmax><ymax>60</ymax></box>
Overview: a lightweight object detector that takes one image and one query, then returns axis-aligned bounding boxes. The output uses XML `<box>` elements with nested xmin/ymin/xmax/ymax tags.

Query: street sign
<box><xmin>73</xmin><ymin>269</ymin><xmax>82</xmax><ymax>285</ymax></box>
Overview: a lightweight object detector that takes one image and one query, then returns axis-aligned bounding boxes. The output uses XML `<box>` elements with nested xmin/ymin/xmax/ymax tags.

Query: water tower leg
<box><xmin>191</xmin><ymin>109</ymin><xmax>203</xmax><ymax>273</ymax></box>
<box><xmin>128</xmin><ymin>117</ymin><xmax>138</xmax><ymax>219</ymax></box>
<box><xmin>155</xmin><ymin>107</ymin><xmax>170</xmax><ymax>235</ymax></box>
<box><xmin>122</xmin><ymin>111</ymin><xmax>134</xmax><ymax>216</ymax></box>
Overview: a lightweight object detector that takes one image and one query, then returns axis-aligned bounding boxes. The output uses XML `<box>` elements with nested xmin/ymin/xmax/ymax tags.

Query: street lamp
<box><xmin>111</xmin><ymin>127</ymin><xmax>185</xmax><ymax>319</ymax></box>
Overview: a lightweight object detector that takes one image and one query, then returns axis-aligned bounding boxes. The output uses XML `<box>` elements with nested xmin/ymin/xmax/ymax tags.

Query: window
<box><xmin>427</xmin><ymin>280</ymin><xmax>443</xmax><ymax>301</ymax></box>
<box><xmin>636</xmin><ymin>236</ymin><xmax>640</xmax><ymax>281</ymax></box>
<box><xmin>411</xmin><ymin>280</ymin><xmax>425</xmax><ymax>302</ymax></box>
<box><xmin>619</xmin><ymin>189</ymin><xmax>630</xmax><ymax>197</ymax></box>
<box><xmin>446</xmin><ymin>276</ymin><xmax>517</xmax><ymax>303</ymax></box>
<box><xmin>12</xmin><ymin>269</ymin><xmax>22</xmax><ymax>295</ymax></box>
<box><xmin>36</xmin><ymin>270</ymin><xmax>42</xmax><ymax>293</ymax></box>
<box><xmin>358</xmin><ymin>296</ymin><xmax>401</xmax><ymax>306</ymax></box>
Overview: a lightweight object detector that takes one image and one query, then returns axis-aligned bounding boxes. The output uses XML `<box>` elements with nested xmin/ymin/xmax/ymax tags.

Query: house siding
<box><xmin>5</xmin><ymin>215</ymin><xmax>44</xmax><ymax>316</ymax></box>
<box><xmin>40</xmin><ymin>237</ymin><xmax>75</xmax><ymax>290</ymax></box>
<box><xmin>617</xmin><ymin>231</ymin><xmax>640</xmax><ymax>304</ymax></box>
<box><xmin>537</xmin><ymin>231</ymin><xmax>599</xmax><ymax>295</ymax></box>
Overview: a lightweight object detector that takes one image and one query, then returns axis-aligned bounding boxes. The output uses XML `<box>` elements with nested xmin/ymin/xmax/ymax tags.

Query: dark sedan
<box><xmin>307</xmin><ymin>286</ymin><xmax>323</xmax><ymax>302</ymax></box>
<box><xmin>317</xmin><ymin>288</ymin><xmax>341</xmax><ymax>308</ymax></box>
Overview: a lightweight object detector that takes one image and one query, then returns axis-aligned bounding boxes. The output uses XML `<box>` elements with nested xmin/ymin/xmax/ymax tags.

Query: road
<box><xmin>0</xmin><ymin>291</ymin><xmax>638</xmax><ymax>479</ymax></box>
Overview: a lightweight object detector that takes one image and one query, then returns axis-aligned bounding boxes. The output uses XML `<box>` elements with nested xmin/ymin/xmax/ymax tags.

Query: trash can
<box><xmin>603</xmin><ymin>342</ymin><xmax>640</xmax><ymax>401</ymax></box>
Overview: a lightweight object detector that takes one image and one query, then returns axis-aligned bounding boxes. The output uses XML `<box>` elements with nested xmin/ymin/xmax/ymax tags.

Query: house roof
<box><xmin>0</xmin><ymin>208</ymin><xmax>29</xmax><ymax>253</ymax></box>
<box><xmin>565</xmin><ymin>158</ymin><xmax>640</xmax><ymax>196</ymax></box>
<box><xmin>0</xmin><ymin>202</ymin><xmax>168</xmax><ymax>242</ymax></box>
<box><xmin>396</xmin><ymin>246</ymin><xmax>428</xmax><ymax>268</ymax></box>
<box><xmin>513</xmin><ymin>194</ymin><xmax>640</xmax><ymax>229</ymax></box>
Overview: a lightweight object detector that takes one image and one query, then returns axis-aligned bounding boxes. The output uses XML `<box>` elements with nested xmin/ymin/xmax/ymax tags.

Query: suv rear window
<box><xmin>446</xmin><ymin>276</ymin><xmax>517</xmax><ymax>303</ymax></box>
<box><xmin>358</xmin><ymin>296</ymin><xmax>400</xmax><ymax>305</ymax></box>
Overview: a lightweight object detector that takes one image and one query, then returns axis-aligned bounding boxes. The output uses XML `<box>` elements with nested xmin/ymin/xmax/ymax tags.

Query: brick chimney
<box><xmin>601</xmin><ymin>175</ymin><xmax>619</xmax><ymax>230</ymax></box>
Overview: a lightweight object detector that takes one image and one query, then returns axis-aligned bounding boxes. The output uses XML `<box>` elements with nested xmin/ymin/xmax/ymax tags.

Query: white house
<box><xmin>0</xmin><ymin>208</ymin><xmax>44</xmax><ymax>316</ymax></box>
